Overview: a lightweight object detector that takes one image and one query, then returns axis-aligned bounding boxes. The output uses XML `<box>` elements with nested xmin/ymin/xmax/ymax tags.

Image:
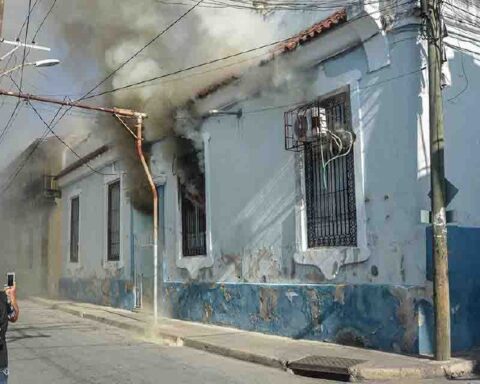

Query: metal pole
<box><xmin>424</xmin><ymin>0</ymin><xmax>451</xmax><ymax>361</ymax></box>
<box><xmin>0</xmin><ymin>86</ymin><xmax>157</xmax><ymax>320</ymax></box>
<box><xmin>0</xmin><ymin>87</ymin><xmax>145</xmax><ymax>118</ymax></box>
<box><xmin>135</xmin><ymin>116</ymin><xmax>159</xmax><ymax>324</ymax></box>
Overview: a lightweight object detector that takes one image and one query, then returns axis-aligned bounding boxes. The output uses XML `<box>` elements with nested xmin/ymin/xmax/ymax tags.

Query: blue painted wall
<box><xmin>164</xmin><ymin>282</ymin><xmax>432</xmax><ymax>354</ymax></box>
<box><xmin>426</xmin><ymin>225</ymin><xmax>480</xmax><ymax>352</ymax></box>
<box><xmin>59</xmin><ymin>277</ymin><xmax>135</xmax><ymax>310</ymax></box>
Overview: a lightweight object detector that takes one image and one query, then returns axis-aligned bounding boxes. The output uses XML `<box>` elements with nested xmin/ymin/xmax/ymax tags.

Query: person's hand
<box><xmin>5</xmin><ymin>283</ymin><xmax>16</xmax><ymax>303</ymax></box>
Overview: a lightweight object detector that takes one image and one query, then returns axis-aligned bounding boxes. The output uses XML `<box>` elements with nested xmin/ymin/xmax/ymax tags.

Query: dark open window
<box><xmin>70</xmin><ymin>196</ymin><xmax>80</xmax><ymax>263</ymax></box>
<box><xmin>304</xmin><ymin>93</ymin><xmax>357</xmax><ymax>247</ymax></box>
<box><xmin>107</xmin><ymin>181</ymin><xmax>121</xmax><ymax>261</ymax></box>
<box><xmin>181</xmin><ymin>182</ymin><xmax>206</xmax><ymax>257</ymax></box>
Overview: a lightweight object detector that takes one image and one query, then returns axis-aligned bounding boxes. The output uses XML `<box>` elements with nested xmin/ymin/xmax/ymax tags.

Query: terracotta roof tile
<box><xmin>196</xmin><ymin>75</ymin><xmax>240</xmax><ymax>100</ymax></box>
<box><xmin>274</xmin><ymin>9</ymin><xmax>347</xmax><ymax>54</ymax></box>
<box><xmin>195</xmin><ymin>9</ymin><xmax>347</xmax><ymax>100</ymax></box>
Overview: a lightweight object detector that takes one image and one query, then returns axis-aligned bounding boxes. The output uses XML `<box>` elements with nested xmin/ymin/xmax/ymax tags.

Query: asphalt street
<box><xmin>6</xmin><ymin>300</ymin><xmax>335</xmax><ymax>384</ymax></box>
<box><xmin>5</xmin><ymin>300</ymin><xmax>480</xmax><ymax>384</ymax></box>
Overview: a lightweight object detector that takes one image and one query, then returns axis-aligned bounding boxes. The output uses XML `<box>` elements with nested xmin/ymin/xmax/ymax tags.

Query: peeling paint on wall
<box><xmin>244</xmin><ymin>247</ymin><xmax>281</xmax><ymax>283</ymax></box>
<box><xmin>334</xmin><ymin>285</ymin><xmax>346</xmax><ymax>305</ymax></box>
<box><xmin>426</xmin><ymin>226</ymin><xmax>480</xmax><ymax>352</ymax></box>
<box><xmin>59</xmin><ymin>277</ymin><xmax>134</xmax><ymax>310</ymax></box>
<box><xmin>165</xmin><ymin>282</ymin><xmax>433</xmax><ymax>354</ymax></box>
<box><xmin>259</xmin><ymin>287</ymin><xmax>278</xmax><ymax>322</ymax></box>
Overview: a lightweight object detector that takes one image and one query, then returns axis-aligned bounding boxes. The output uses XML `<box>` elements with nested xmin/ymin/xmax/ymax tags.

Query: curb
<box><xmin>30</xmin><ymin>297</ymin><xmax>290</xmax><ymax>371</ymax></box>
<box><xmin>183</xmin><ymin>338</ymin><xmax>286</xmax><ymax>370</ymax></box>
<box><xmin>31</xmin><ymin>297</ymin><xmax>478</xmax><ymax>381</ymax></box>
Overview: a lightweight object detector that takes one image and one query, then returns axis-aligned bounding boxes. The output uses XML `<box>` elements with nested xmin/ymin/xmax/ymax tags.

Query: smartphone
<box><xmin>7</xmin><ymin>272</ymin><xmax>15</xmax><ymax>287</ymax></box>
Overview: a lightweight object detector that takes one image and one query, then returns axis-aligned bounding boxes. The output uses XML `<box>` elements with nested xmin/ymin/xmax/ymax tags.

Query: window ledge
<box><xmin>176</xmin><ymin>254</ymin><xmax>213</xmax><ymax>280</ymax></box>
<box><xmin>103</xmin><ymin>260</ymin><xmax>124</xmax><ymax>271</ymax></box>
<box><xmin>66</xmin><ymin>262</ymin><xmax>83</xmax><ymax>274</ymax></box>
<box><xmin>67</xmin><ymin>261</ymin><xmax>81</xmax><ymax>268</ymax></box>
<box><xmin>294</xmin><ymin>246</ymin><xmax>369</xmax><ymax>280</ymax></box>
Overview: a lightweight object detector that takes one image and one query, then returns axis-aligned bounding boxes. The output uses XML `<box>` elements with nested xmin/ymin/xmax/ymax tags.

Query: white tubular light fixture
<box><xmin>0</xmin><ymin>59</ymin><xmax>60</xmax><ymax>77</ymax></box>
<box><xmin>34</xmin><ymin>59</ymin><xmax>60</xmax><ymax>67</ymax></box>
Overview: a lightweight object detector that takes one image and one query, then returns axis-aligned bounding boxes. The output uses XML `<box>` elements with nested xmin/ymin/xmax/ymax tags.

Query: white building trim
<box><xmin>293</xmin><ymin>80</ymin><xmax>370</xmax><ymax>280</ymax></box>
<box><xmin>195</xmin><ymin>11</ymin><xmax>390</xmax><ymax>116</ymax></box>
<box><xmin>65</xmin><ymin>188</ymin><xmax>82</xmax><ymax>272</ymax></box>
<box><xmin>103</xmin><ymin>163</ymin><xmax>125</xmax><ymax>271</ymax></box>
<box><xmin>174</xmin><ymin>132</ymin><xmax>214</xmax><ymax>279</ymax></box>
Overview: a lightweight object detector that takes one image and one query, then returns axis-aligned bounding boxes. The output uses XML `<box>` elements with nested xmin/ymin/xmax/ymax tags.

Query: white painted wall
<box><xmin>152</xmin><ymin>26</ymin><xmax>440</xmax><ymax>286</ymax></box>
<box><xmin>58</xmin><ymin>159</ymin><xmax>133</xmax><ymax>281</ymax></box>
<box><xmin>443</xmin><ymin>48</ymin><xmax>480</xmax><ymax>227</ymax></box>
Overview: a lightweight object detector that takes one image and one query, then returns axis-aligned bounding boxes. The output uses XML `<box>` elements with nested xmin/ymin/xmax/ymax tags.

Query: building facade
<box><xmin>0</xmin><ymin>137</ymin><xmax>64</xmax><ymax>297</ymax></box>
<box><xmin>53</xmin><ymin>1</ymin><xmax>480</xmax><ymax>355</ymax></box>
<box><xmin>149</xmin><ymin>4</ymin><xmax>480</xmax><ymax>355</ymax></box>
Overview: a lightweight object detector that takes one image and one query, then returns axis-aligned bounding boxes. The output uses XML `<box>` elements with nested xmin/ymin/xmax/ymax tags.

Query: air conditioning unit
<box><xmin>43</xmin><ymin>175</ymin><xmax>61</xmax><ymax>199</ymax></box>
<box><xmin>284</xmin><ymin>93</ymin><xmax>355</xmax><ymax>152</ymax></box>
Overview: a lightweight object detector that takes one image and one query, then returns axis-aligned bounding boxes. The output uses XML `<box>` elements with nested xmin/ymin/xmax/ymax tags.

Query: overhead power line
<box><xmin>155</xmin><ymin>0</ymin><xmax>391</xmax><ymax>11</ymax></box>
<box><xmin>8</xmin><ymin>0</ymin><xmax>208</xmax><ymax>178</ymax></box>
<box><xmin>19</xmin><ymin>0</ymin><xmax>34</xmax><ymax>92</ymax></box>
<box><xmin>0</xmin><ymin>99</ymin><xmax>61</xmax><ymax>194</ymax></box>
<box><xmin>444</xmin><ymin>1</ymin><xmax>480</xmax><ymax>21</ymax></box>
<box><xmin>0</xmin><ymin>100</ymin><xmax>23</xmax><ymax>146</ymax></box>
<box><xmin>80</xmin><ymin>0</ymin><xmax>206</xmax><ymax>100</ymax></box>
<box><xmin>16</xmin><ymin>0</ymin><xmax>43</xmax><ymax>40</ymax></box>
<box><xmin>82</xmin><ymin>0</ymin><xmax>416</xmax><ymax>100</ymax></box>
<box><xmin>27</xmin><ymin>101</ymin><xmax>115</xmax><ymax>176</ymax></box>
<box><xmin>31</xmin><ymin>0</ymin><xmax>57</xmax><ymax>43</ymax></box>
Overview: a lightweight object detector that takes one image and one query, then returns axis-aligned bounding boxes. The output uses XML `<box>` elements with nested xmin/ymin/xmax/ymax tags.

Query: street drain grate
<box><xmin>287</xmin><ymin>355</ymin><xmax>366</xmax><ymax>381</ymax></box>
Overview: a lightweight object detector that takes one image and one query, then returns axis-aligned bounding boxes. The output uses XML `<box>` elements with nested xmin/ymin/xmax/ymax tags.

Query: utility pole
<box><xmin>0</xmin><ymin>87</ymin><xmax>160</xmax><ymax>324</ymax></box>
<box><xmin>423</xmin><ymin>0</ymin><xmax>451</xmax><ymax>361</ymax></box>
<box><xmin>0</xmin><ymin>0</ymin><xmax>4</xmax><ymax>37</ymax></box>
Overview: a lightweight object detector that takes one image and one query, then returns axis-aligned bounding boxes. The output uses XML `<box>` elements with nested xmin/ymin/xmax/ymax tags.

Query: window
<box><xmin>303</xmin><ymin>93</ymin><xmax>357</xmax><ymax>247</ymax></box>
<box><xmin>70</xmin><ymin>196</ymin><xmax>80</xmax><ymax>263</ymax></box>
<box><xmin>107</xmin><ymin>181</ymin><xmax>121</xmax><ymax>261</ymax></box>
<box><xmin>181</xmin><ymin>182</ymin><xmax>206</xmax><ymax>256</ymax></box>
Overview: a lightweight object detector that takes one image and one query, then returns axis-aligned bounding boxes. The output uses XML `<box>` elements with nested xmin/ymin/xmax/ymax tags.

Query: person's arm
<box><xmin>6</xmin><ymin>284</ymin><xmax>19</xmax><ymax>323</ymax></box>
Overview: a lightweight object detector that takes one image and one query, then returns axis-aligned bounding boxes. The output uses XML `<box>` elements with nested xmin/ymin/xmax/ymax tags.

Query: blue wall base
<box><xmin>427</xmin><ymin>225</ymin><xmax>480</xmax><ymax>352</ymax></box>
<box><xmin>164</xmin><ymin>282</ymin><xmax>433</xmax><ymax>355</ymax></box>
<box><xmin>59</xmin><ymin>277</ymin><xmax>135</xmax><ymax>310</ymax></box>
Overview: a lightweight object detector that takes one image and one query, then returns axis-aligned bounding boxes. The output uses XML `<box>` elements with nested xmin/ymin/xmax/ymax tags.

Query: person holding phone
<box><xmin>0</xmin><ymin>274</ymin><xmax>19</xmax><ymax>384</ymax></box>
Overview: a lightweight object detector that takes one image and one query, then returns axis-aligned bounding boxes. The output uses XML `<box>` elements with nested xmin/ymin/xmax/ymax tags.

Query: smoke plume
<box><xmin>44</xmin><ymin>0</ymin><xmax>291</xmax><ymax>209</ymax></box>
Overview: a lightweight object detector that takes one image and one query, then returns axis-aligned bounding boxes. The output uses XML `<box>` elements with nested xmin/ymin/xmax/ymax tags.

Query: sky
<box><xmin>0</xmin><ymin>0</ymin><xmax>103</xmax><ymax>168</ymax></box>
<box><xmin>0</xmin><ymin>0</ymin><xmax>337</xmax><ymax>173</ymax></box>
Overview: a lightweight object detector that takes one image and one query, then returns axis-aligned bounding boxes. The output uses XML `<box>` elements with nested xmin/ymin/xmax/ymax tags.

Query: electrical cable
<box><xmin>2</xmin><ymin>72</ymin><xmax>114</xmax><ymax>185</ymax></box>
<box><xmin>31</xmin><ymin>0</ymin><xmax>57</xmax><ymax>43</ymax></box>
<box><xmin>15</xmin><ymin>0</ymin><xmax>43</xmax><ymax>41</ymax></box>
<box><xmin>0</xmin><ymin>0</ymin><xmax>210</xmax><ymax>180</ymax></box>
<box><xmin>0</xmin><ymin>100</ymin><xmax>23</xmax><ymax>145</ymax></box>
<box><xmin>79</xmin><ymin>0</ymin><xmax>206</xmax><ymax>100</ymax></box>
<box><xmin>27</xmin><ymin>101</ymin><xmax>116</xmax><ymax>176</ymax></box>
<box><xmin>444</xmin><ymin>1</ymin><xmax>479</xmax><ymax>21</ymax></box>
<box><xmin>81</xmin><ymin>0</ymin><xmax>417</xmax><ymax>100</ymax></box>
<box><xmin>0</xmin><ymin>99</ymin><xmax>62</xmax><ymax>194</ymax></box>
<box><xmin>19</xmin><ymin>0</ymin><xmax>34</xmax><ymax>92</ymax></box>
<box><xmin>155</xmin><ymin>0</ymin><xmax>394</xmax><ymax>11</ymax></box>
<box><xmin>446</xmin><ymin>38</ymin><xmax>469</xmax><ymax>102</ymax></box>
<box><xmin>1</xmin><ymin>0</ymin><xmax>418</xmax><ymax>184</ymax></box>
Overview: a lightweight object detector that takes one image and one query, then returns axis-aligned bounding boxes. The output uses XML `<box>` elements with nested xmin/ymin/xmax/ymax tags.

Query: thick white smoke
<box><xmin>45</xmin><ymin>0</ymin><xmax>345</xmax><ymax>210</ymax></box>
<box><xmin>52</xmin><ymin>1</ymin><xmax>284</xmax><ymax>136</ymax></box>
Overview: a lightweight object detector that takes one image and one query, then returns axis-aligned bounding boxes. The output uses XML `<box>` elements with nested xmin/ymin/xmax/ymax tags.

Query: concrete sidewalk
<box><xmin>31</xmin><ymin>297</ymin><xmax>478</xmax><ymax>381</ymax></box>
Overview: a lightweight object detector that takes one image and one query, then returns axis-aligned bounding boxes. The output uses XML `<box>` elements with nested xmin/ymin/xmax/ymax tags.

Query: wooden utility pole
<box><xmin>0</xmin><ymin>0</ymin><xmax>5</xmax><ymax>37</ymax></box>
<box><xmin>423</xmin><ymin>0</ymin><xmax>451</xmax><ymax>361</ymax></box>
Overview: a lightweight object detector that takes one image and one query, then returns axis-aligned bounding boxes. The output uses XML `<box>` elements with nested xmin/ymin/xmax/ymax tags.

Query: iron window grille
<box><xmin>70</xmin><ymin>196</ymin><xmax>80</xmax><ymax>263</ymax></box>
<box><xmin>289</xmin><ymin>92</ymin><xmax>357</xmax><ymax>247</ymax></box>
<box><xmin>181</xmin><ymin>184</ymin><xmax>207</xmax><ymax>257</ymax></box>
<box><xmin>107</xmin><ymin>181</ymin><xmax>121</xmax><ymax>261</ymax></box>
